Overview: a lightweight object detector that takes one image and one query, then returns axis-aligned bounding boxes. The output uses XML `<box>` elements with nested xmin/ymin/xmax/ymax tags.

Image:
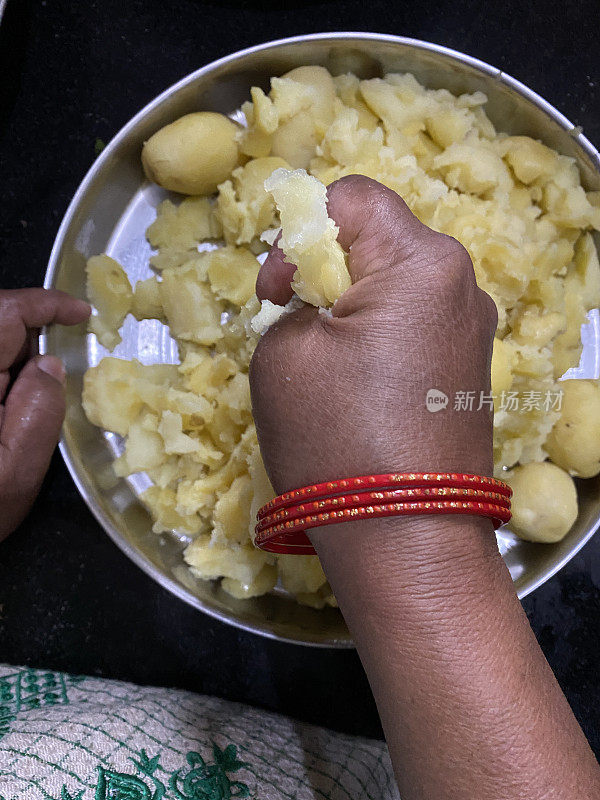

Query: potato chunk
<box><xmin>505</xmin><ymin>461</ymin><xmax>578</xmax><ymax>543</ymax></box>
<box><xmin>184</xmin><ymin>536</ymin><xmax>273</xmax><ymax>585</ymax></box>
<box><xmin>86</xmin><ymin>255</ymin><xmax>132</xmax><ymax>350</ymax></box>
<box><xmin>546</xmin><ymin>380</ymin><xmax>600</xmax><ymax>477</ymax></box>
<box><xmin>277</xmin><ymin>554</ymin><xmax>328</xmax><ymax>595</ymax></box>
<box><xmin>159</xmin><ymin>264</ymin><xmax>223</xmax><ymax>345</ymax></box>
<box><xmin>132</xmin><ymin>276</ymin><xmax>163</xmax><ymax>321</ymax></box>
<box><xmin>82</xmin><ymin>358</ymin><xmax>176</xmax><ymax>437</ymax></box>
<box><xmin>216</xmin><ymin>156</ymin><xmax>289</xmax><ymax>245</ymax></box>
<box><xmin>206</xmin><ymin>246</ymin><xmax>260</xmax><ymax>307</ymax></box>
<box><xmin>502</xmin><ymin>136</ymin><xmax>558</xmax><ymax>184</ymax></box>
<box><xmin>146</xmin><ymin>196</ymin><xmax>222</xmax><ymax>250</ymax></box>
<box><xmin>142</xmin><ymin>112</ymin><xmax>241</xmax><ymax>195</ymax></box>
<box><xmin>264</xmin><ymin>167</ymin><xmax>350</xmax><ymax>306</ymax></box>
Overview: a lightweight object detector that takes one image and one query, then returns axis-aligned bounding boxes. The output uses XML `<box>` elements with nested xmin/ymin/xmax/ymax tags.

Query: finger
<box><xmin>0</xmin><ymin>355</ymin><xmax>66</xmax><ymax>539</ymax></box>
<box><xmin>325</xmin><ymin>174</ymin><xmax>438</xmax><ymax>284</ymax></box>
<box><xmin>8</xmin><ymin>329</ymin><xmax>40</xmax><ymax>373</ymax></box>
<box><xmin>0</xmin><ymin>289</ymin><xmax>90</xmax><ymax>372</ymax></box>
<box><xmin>0</xmin><ymin>288</ymin><xmax>91</xmax><ymax>328</ymax></box>
<box><xmin>0</xmin><ymin>354</ymin><xmax>65</xmax><ymax>483</ymax></box>
<box><xmin>0</xmin><ymin>330</ymin><xmax>36</xmax><ymax>404</ymax></box>
<box><xmin>256</xmin><ymin>233</ymin><xmax>297</xmax><ymax>305</ymax></box>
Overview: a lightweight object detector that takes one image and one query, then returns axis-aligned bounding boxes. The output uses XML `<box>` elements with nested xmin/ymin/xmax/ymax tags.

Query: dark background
<box><xmin>1</xmin><ymin>0</ymin><xmax>599</xmax><ymax>752</ymax></box>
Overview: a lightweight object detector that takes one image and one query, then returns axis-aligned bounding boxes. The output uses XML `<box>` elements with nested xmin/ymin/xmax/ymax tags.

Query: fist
<box><xmin>250</xmin><ymin>175</ymin><xmax>497</xmax><ymax>495</ymax></box>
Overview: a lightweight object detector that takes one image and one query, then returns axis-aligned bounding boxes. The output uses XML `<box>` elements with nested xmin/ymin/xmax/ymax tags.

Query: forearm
<box><xmin>311</xmin><ymin>517</ymin><xmax>600</xmax><ymax>799</ymax></box>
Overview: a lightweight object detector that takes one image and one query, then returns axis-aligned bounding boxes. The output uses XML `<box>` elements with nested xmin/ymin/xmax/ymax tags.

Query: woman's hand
<box><xmin>0</xmin><ymin>288</ymin><xmax>90</xmax><ymax>541</ymax></box>
<box><xmin>249</xmin><ymin>176</ymin><xmax>600</xmax><ymax>800</ymax></box>
<box><xmin>251</xmin><ymin>174</ymin><xmax>497</xmax><ymax>495</ymax></box>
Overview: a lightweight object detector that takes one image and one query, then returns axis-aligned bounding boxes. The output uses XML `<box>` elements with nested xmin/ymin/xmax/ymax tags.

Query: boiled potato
<box><xmin>426</xmin><ymin>105</ymin><xmax>471</xmax><ymax>149</ymax></box>
<box><xmin>146</xmin><ymin>196</ymin><xmax>222</xmax><ymax>250</ymax></box>
<box><xmin>83</xmin><ymin>358</ymin><xmax>145</xmax><ymax>436</ymax></box>
<box><xmin>512</xmin><ymin>308</ymin><xmax>566</xmax><ymax>349</ymax></box>
<box><xmin>269</xmin><ymin>66</ymin><xmax>337</xmax><ymax>168</ymax></box>
<box><xmin>572</xmin><ymin>232</ymin><xmax>600</xmax><ymax>309</ymax></box>
<box><xmin>83</xmin><ymin>358</ymin><xmax>177</xmax><ymax>437</ymax></box>
<box><xmin>142</xmin><ymin>485</ymin><xmax>204</xmax><ymax>536</ymax></box>
<box><xmin>206</xmin><ymin>246</ymin><xmax>260</xmax><ymax>307</ymax></box>
<box><xmin>271</xmin><ymin>110</ymin><xmax>320</xmax><ymax>170</ymax></box>
<box><xmin>546</xmin><ymin>380</ymin><xmax>600</xmax><ymax>477</ymax></box>
<box><xmin>216</xmin><ymin>156</ymin><xmax>289</xmax><ymax>245</ymax></box>
<box><xmin>238</xmin><ymin>92</ymin><xmax>274</xmax><ymax>159</ymax></box>
<box><xmin>502</xmin><ymin>136</ymin><xmax>558</xmax><ymax>184</ymax></box>
<box><xmin>142</xmin><ymin>112</ymin><xmax>241</xmax><ymax>195</ymax></box>
<box><xmin>277</xmin><ymin>554</ymin><xmax>328</xmax><ymax>595</ymax></box>
<box><xmin>211</xmin><ymin>474</ymin><xmax>253</xmax><ymax>545</ymax></box>
<box><xmin>505</xmin><ymin>461</ymin><xmax>578</xmax><ymax>543</ymax></box>
<box><xmin>132</xmin><ymin>276</ymin><xmax>163</xmax><ymax>321</ymax></box>
<box><xmin>83</xmin><ymin>67</ymin><xmax>600</xmax><ymax>607</ymax></box>
<box><xmin>552</xmin><ymin>287</ymin><xmax>587</xmax><ymax>379</ymax></box>
<box><xmin>279</xmin><ymin>66</ymin><xmax>336</xmax><ymax>134</ymax></box>
<box><xmin>119</xmin><ymin>413</ymin><xmax>166</xmax><ymax>474</ymax></box>
<box><xmin>180</xmin><ymin>350</ymin><xmax>238</xmax><ymax>399</ymax></box>
<box><xmin>86</xmin><ymin>255</ymin><xmax>132</xmax><ymax>351</ymax></box>
<box><xmin>159</xmin><ymin>264</ymin><xmax>223</xmax><ymax>345</ymax></box>
<box><xmin>221</xmin><ymin>564</ymin><xmax>278</xmax><ymax>599</ymax></box>
<box><xmin>333</xmin><ymin>73</ymin><xmax>379</xmax><ymax>132</ymax></box>
<box><xmin>433</xmin><ymin>141</ymin><xmax>512</xmax><ymax>195</ymax></box>
<box><xmin>184</xmin><ymin>536</ymin><xmax>272</xmax><ymax>585</ymax></box>
<box><xmin>264</xmin><ymin>167</ymin><xmax>350</xmax><ymax>306</ymax></box>
<box><xmin>158</xmin><ymin>410</ymin><xmax>216</xmax><ymax>461</ymax></box>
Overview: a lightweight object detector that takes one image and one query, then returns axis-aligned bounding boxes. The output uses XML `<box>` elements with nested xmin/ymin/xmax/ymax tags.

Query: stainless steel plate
<box><xmin>41</xmin><ymin>33</ymin><xmax>600</xmax><ymax>647</ymax></box>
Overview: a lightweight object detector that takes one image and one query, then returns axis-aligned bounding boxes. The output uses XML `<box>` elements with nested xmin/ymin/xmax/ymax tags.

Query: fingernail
<box><xmin>38</xmin><ymin>355</ymin><xmax>66</xmax><ymax>384</ymax></box>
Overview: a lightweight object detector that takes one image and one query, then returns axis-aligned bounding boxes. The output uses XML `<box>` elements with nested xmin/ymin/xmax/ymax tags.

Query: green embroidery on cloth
<box><xmin>0</xmin><ymin>665</ymin><xmax>394</xmax><ymax>800</ymax></box>
<box><xmin>95</xmin><ymin>748</ymin><xmax>166</xmax><ymax>800</ymax></box>
<box><xmin>0</xmin><ymin>669</ymin><xmax>78</xmax><ymax>740</ymax></box>
<box><xmin>53</xmin><ymin>746</ymin><xmax>250</xmax><ymax>800</ymax></box>
<box><xmin>61</xmin><ymin>789</ymin><xmax>85</xmax><ymax>800</ymax></box>
<box><xmin>169</xmin><ymin>744</ymin><xmax>250</xmax><ymax>799</ymax></box>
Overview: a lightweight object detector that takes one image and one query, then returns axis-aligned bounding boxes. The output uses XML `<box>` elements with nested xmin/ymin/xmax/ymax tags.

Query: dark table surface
<box><xmin>1</xmin><ymin>0</ymin><xmax>599</xmax><ymax>754</ymax></box>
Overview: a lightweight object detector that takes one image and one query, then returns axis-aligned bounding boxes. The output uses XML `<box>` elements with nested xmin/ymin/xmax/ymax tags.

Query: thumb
<box><xmin>326</xmin><ymin>174</ymin><xmax>434</xmax><ymax>283</ymax></box>
<box><xmin>256</xmin><ymin>174</ymin><xmax>447</xmax><ymax>307</ymax></box>
<box><xmin>0</xmin><ymin>355</ymin><xmax>66</xmax><ymax>538</ymax></box>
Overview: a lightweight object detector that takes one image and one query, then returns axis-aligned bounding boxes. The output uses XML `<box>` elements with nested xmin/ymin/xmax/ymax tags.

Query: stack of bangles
<box><xmin>254</xmin><ymin>472</ymin><xmax>512</xmax><ymax>555</ymax></box>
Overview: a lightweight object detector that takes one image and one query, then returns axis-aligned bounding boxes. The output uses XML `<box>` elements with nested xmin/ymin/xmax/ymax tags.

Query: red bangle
<box><xmin>255</xmin><ymin>500</ymin><xmax>511</xmax><ymax>554</ymax></box>
<box><xmin>257</xmin><ymin>471</ymin><xmax>511</xmax><ymax>519</ymax></box>
<box><xmin>254</xmin><ymin>472</ymin><xmax>512</xmax><ymax>555</ymax></box>
<box><xmin>255</xmin><ymin>487</ymin><xmax>511</xmax><ymax>534</ymax></box>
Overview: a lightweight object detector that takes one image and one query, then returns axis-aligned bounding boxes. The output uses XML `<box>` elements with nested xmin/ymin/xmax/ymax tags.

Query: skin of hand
<box><xmin>254</xmin><ymin>174</ymin><xmax>497</xmax><ymax>488</ymax></box>
<box><xmin>0</xmin><ymin>288</ymin><xmax>90</xmax><ymax>541</ymax></box>
<box><xmin>250</xmin><ymin>175</ymin><xmax>600</xmax><ymax>799</ymax></box>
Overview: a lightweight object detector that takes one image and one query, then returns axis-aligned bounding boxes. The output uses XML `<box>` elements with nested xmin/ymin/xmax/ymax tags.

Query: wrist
<box><xmin>309</xmin><ymin>514</ymin><xmax>510</xmax><ymax>618</ymax></box>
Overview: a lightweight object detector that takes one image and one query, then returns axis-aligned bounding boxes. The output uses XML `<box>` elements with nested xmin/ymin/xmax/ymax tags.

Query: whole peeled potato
<box><xmin>545</xmin><ymin>379</ymin><xmax>600</xmax><ymax>478</ymax></box>
<box><xmin>142</xmin><ymin>112</ymin><xmax>241</xmax><ymax>196</ymax></box>
<box><xmin>505</xmin><ymin>461</ymin><xmax>578</xmax><ymax>543</ymax></box>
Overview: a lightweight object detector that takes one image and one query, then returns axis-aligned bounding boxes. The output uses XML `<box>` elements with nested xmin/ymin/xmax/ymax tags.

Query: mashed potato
<box><xmin>82</xmin><ymin>67</ymin><xmax>600</xmax><ymax>603</ymax></box>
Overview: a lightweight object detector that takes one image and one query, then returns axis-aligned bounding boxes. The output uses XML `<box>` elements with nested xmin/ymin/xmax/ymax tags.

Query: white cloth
<box><xmin>0</xmin><ymin>664</ymin><xmax>398</xmax><ymax>800</ymax></box>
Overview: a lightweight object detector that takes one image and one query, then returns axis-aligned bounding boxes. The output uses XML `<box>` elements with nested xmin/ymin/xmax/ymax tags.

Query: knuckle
<box><xmin>433</xmin><ymin>234</ymin><xmax>473</xmax><ymax>269</ymax></box>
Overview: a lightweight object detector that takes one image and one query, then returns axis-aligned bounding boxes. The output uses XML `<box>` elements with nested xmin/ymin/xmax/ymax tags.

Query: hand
<box><xmin>250</xmin><ymin>176</ymin><xmax>600</xmax><ymax>800</ymax></box>
<box><xmin>0</xmin><ymin>288</ymin><xmax>90</xmax><ymax>541</ymax></box>
<box><xmin>251</xmin><ymin>174</ymin><xmax>497</xmax><ymax>496</ymax></box>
